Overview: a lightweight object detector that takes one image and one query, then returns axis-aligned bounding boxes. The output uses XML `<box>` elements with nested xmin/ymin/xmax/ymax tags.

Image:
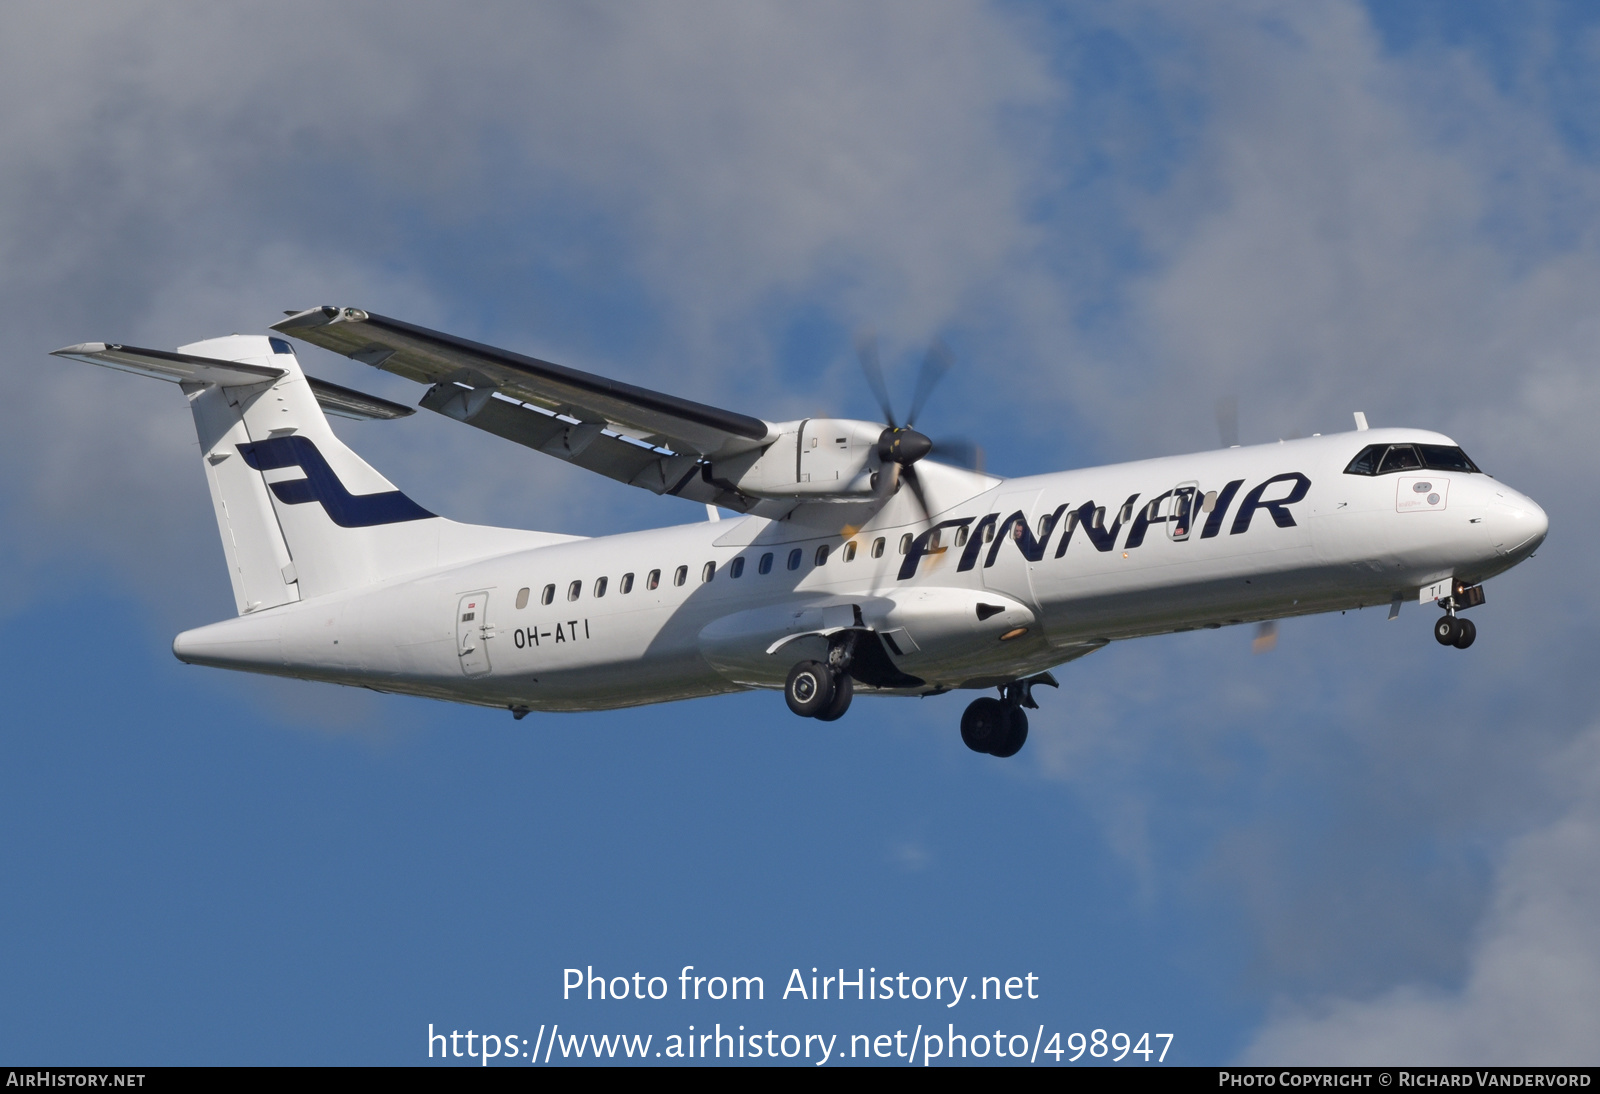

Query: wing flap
<box><xmin>305</xmin><ymin>376</ymin><xmax>415</xmax><ymax>421</ymax></box>
<box><xmin>416</xmin><ymin>383</ymin><xmax>758</xmax><ymax>508</ymax></box>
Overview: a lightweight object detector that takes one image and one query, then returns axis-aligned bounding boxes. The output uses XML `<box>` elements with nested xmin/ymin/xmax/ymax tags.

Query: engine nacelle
<box><xmin>708</xmin><ymin>418</ymin><xmax>884</xmax><ymax>500</ymax></box>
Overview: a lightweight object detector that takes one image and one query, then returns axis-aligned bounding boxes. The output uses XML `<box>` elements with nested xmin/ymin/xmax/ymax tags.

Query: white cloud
<box><xmin>1241</xmin><ymin>725</ymin><xmax>1600</xmax><ymax>1065</ymax></box>
<box><xmin>0</xmin><ymin>1</ymin><xmax>1060</xmax><ymax>623</ymax></box>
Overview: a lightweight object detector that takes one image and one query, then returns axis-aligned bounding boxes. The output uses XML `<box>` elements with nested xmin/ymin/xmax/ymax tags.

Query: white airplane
<box><xmin>54</xmin><ymin>307</ymin><xmax>1548</xmax><ymax>757</ymax></box>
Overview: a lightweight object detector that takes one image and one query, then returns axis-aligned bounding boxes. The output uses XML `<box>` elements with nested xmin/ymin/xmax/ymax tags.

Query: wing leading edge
<box><xmin>272</xmin><ymin>307</ymin><xmax>781</xmax><ymax>512</ymax></box>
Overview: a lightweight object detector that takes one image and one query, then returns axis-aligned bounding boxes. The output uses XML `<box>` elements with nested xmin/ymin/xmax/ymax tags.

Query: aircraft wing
<box><xmin>272</xmin><ymin>307</ymin><xmax>781</xmax><ymax>510</ymax></box>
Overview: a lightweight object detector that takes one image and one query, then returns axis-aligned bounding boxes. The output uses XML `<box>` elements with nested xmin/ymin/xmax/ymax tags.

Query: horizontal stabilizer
<box><xmin>53</xmin><ymin>341</ymin><xmax>413</xmax><ymax>422</ymax></box>
<box><xmin>52</xmin><ymin>342</ymin><xmax>285</xmax><ymax>387</ymax></box>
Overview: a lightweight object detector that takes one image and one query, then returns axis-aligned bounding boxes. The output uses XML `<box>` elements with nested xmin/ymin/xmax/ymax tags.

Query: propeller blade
<box><xmin>906</xmin><ymin>339</ymin><xmax>953</xmax><ymax>428</ymax></box>
<box><xmin>1251</xmin><ymin>620</ymin><xmax>1278</xmax><ymax>654</ymax></box>
<box><xmin>854</xmin><ymin>332</ymin><xmax>898</xmax><ymax>428</ymax></box>
<box><xmin>929</xmin><ymin>436</ymin><xmax>983</xmax><ymax>472</ymax></box>
<box><xmin>1216</xmin><ymin>396</ymin><xmax>1239</xmax><ymax>448</ymax></box>
<box><xmin>873</xmin><ymin>459</ymin><xmax>901</xmax><ymax>504</ymax></box>
<box><xmin>901</xmin><ymin>463</ymin><xmax>932</xmax><ymax>525</ymax></box>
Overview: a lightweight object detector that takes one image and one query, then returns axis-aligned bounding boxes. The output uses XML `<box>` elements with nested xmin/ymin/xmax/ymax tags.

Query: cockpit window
<box><xmin>1417</xmin><ymin>444</ymin><xmax>1480</xmax><ymax>473</ymax></box>
<box><xmin>1344</xmin><ymin>444</ymin><xmax>1384</xmax><ymax>475</ymax></box>
<box><xmin>1345</xmin><ymin>443</ymin><xmax>1483</xmax><ymax>476</ymax></box>
<box><xmin>1377</xmin><ymin>445</ymin><xmax>1424</xmax><ymax>474</ymax></box>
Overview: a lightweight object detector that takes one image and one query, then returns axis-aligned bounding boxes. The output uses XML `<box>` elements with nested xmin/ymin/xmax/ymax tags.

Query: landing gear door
<box><xmin>456</xmin><ymin>592</ymin><xmax>492</xmax><ymax>677</ymax></box>
<box><xmin>1168</xmin><ymin>481</ymin><xmax>1198</xmax><ymax>541</ymax></box>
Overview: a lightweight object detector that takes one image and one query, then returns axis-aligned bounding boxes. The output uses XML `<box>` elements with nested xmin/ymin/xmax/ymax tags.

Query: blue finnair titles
<box><xmin>898</xmin><ymin>471</ymin><xmax>1314</xmax><ymax>580</ymax></box>
<box><xmin>237</xmin><ymin>436</ymin><xmax>435</xmax><ymax>528</ymax></box>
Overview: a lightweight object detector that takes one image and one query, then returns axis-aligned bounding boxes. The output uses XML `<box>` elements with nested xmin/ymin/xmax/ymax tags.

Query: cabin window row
<box><xmin>510</xmin><ymin>565</ymin><xmax>692</xmax><ymax>609</ymax></box>
<box><xmin>508</xmin><ymin>531</ymin><xmax>930</xmax><ymax>611</ymax></box>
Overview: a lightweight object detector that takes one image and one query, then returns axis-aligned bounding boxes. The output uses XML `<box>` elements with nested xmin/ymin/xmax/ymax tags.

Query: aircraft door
<box><xmin>983</xmin><ymin>488</ymin><xmax>1044</xmax><ymax>611</ymax></box>
<box><xmin>1168</xmin><ymin>481</ymin><xmax>1199</xmax><ymax>541</ymax></box>
<box><xmin>456</xmin><ymin>591</ymin><xmax>493</xmax><ymax>677</ymax></box>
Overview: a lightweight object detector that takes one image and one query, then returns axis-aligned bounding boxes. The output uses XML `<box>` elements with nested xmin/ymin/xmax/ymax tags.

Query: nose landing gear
<box><xmin>1434</xmin><ymin>614</ymin><xmax>1477</xmax><ymax>649</ymax></box>
<box><xmin>1434</xmin><ymin>581</ymin><xmax>1484</xmax><ymax>650</ymax></box>
<box><xmin>960</xmin><ymin>672</ymin><xmax>1058</xmax><ymax>758</ymax></box>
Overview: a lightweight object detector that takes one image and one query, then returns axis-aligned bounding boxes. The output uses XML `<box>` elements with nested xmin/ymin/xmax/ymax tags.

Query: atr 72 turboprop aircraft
<box><xmin>55</xmin><ymin>307</ymin><xmax>1548</xmax><ymax>758</ymax></box>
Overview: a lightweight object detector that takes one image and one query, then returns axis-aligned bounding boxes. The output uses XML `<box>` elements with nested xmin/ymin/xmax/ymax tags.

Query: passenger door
<box><xmin>1167</xmin><ymin>481</ymin><xmax>1199</xmax><ymax>541</ymax></box>
<box><xmin>982</xmin><ymin>488</ymin><xmax>1044</xmax><ymax>611</ymax></box>
<box><xmin>456</xmin><ymin>591</ymin><xmax>492</xmax><ymax>677</ymax></box>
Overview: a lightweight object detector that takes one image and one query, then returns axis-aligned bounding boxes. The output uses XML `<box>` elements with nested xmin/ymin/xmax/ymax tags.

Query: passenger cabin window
<box><xmin>984</xmin><ymin>521</ymin><xmax>995</xmax><ymax>543</ymax></box>
<box><xmin>843</xmin><ymin>541</ymin><xmax>858</xmax><ymax>561</ymax></box>
<box><xmin>567</xmin><ymin>580</ymin><xmax>581</xmax><ymax>602</ymax></box>
<box><xmin>647</xmin><ymin>569</ymin><xmax>660</xmax><ymax>590</ymax></box>
<box><xmin>899</xmin><ymin>533</ymin><xmax>912</xmax><ymax>555</ymax></box>
<box><xmin>515</xmin><ymin>587</ymin><xmax>530</xmax><ymax>610</ymax></box>
<box><xmin>758</xmin><ymin>552</ymin><xmax>773</xmax><ymax>575</ymax></box>
<box><xmin>730</xmin><ymin>557</ymin><xmax>745</xmax><ymax>578</ymax></box>
<box><xmin>701</xmin><ymin>562</ymin><xmax>714</xmax><ymax>583</ymax></box>
<box><xmin>814</xmin><ymin>544</ymin><xmax>829</xmax><ymax>566</ymax></box>
<box><xmin>674</xmin><ymin>565</ymin><xmax>688</xmax><ymax>587</ymax></box>
<box><xmin>872</xmin><ymin>537</ymin><xmax>885</xmax><ymax>558</ymax></box>
<box><xmin>1345</xmin><ymin>443</ymin><xmax>1481</xmax><ymax>476</ymax></box>
<box><xmin>594</xmin><ymin>576</ymin><xmax>607</xmax><ymax>598</ymax></box>
<box><xmin>954</xmin><ymin>526</ymin><xmax>968</xmax><ymax>548</ymax></box>
<box><xmin>620</xmin><ymin>573</ymin><xmax>634</xmax><ymax>594</ymax></box>
<box><xmin>541</xmin><ymin>584</ymin><xmax>555</xmax><ymax>606</ymax></box>
<box><xmin>787</xmin><ymin>548</ymin><xmax>803</xmax><ymax>571</ymax></box>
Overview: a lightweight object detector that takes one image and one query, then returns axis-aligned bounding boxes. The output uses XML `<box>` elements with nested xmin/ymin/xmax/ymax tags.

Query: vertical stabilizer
<box><xmin>55</xmin><ymin>331</ymin><xmax>575</xmax><ymax>618</ymax></box>
<box><xmin>188</xmin><ymin>372</ymin><xmax>303</xmax><ymax>614</ymax></box>
<box><xmin>177</xmin><ymin>334</ymin><xmax>438</xmax><ymax>608</ymax></box>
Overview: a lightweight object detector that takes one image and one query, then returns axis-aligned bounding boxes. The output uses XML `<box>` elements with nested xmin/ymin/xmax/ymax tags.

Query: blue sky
<box><xmin>2</xmin><ymin>1</ymin><xmax>1597</xmax><ymax>1065</ymax></box>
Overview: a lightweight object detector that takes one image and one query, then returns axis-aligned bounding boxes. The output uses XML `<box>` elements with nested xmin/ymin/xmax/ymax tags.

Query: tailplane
<box><xmin>55</xmin><ymin>334</ymin><xmax>565</xmax><ymax>614</ymax></box>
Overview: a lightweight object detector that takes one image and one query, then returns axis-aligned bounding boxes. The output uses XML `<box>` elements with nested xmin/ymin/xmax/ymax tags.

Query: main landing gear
<box><xmin>1433</xmin><ymin>581</ymin><xmax>1485</xmax><ymax>650</ymax></box>
<box><xmin>961</xmin><ymin>673</ymin><xmax>1058</xmax><ymax>759</ymax></box>
<box><xmin>785</xmin><ymin>659</ymin><xmax>854</xmax><ymax>721</ymax></box>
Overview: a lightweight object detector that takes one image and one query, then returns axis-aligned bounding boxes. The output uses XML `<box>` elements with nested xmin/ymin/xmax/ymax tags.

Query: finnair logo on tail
<box><xmin>237</xmin><ymin>436</ymin><xmax>435</xmax><ymax>528</ymax></box>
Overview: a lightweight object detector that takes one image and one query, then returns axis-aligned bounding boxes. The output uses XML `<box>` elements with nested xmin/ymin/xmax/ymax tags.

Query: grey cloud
<box><xmin>0</xmin><ymin>1</ymin><xmax>1060</xmax><ymax>628</ymax></box>
<box><xmin>1018</xmin><ymin>0</ymin><xmax>1600</xmax><ymax>1026</ymax></box>
<box><xmin>1241</xmin><ymin>725</ymin><xmax>1600</xmax><ymax>1065</ymax></box>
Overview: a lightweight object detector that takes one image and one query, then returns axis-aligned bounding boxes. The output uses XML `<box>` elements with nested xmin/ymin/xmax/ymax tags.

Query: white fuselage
<box><xmin>172</xmin><ymin>428</ymin><xmax>1547</xmax><ymax>713</ymax></box>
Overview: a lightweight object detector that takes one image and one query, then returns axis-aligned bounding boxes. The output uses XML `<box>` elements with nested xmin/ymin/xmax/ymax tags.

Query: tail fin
<box><xmin>57</xmin><ymin>333</ymin><xmax>557</xmax><ymax>615</ymax></box>
<box><xmin>182</xmin><ymin>333</ymin><xmax>443</xmax><ymax>611</ymax></box>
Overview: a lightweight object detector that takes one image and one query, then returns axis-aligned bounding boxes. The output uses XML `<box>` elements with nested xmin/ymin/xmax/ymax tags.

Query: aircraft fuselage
<box><xmin>172</xmin><ymin>428</ymin><xmax>1547</xmax><ymax>713</ymax></box>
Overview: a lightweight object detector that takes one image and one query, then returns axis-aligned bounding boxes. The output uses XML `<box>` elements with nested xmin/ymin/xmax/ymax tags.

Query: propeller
<box><xmin>1216</xmin><ymin>396</ymin><xmax>1239</xmax><ymax>448</ymax></box>
<box><xmin>854</xmin><ymin>334</ymin><xmax>964</xmax><ymax>525</ymax></box>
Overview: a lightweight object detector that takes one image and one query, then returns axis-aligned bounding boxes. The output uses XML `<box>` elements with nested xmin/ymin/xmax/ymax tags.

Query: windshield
<box><xmin>1344</xmin><ymin>443</ymin><xmax>1481</xmax><ymax>476</ymax></box>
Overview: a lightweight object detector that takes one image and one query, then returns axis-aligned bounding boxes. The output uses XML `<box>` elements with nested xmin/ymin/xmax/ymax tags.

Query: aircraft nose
<box><xmin>1486</xmin><ymin>489</ymin><xmax>1548</xmax><ymax>561</ymax></box>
